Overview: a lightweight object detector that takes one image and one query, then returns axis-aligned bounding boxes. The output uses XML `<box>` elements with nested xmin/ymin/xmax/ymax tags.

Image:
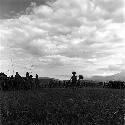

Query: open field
<box><xmin>0</xmin><ymin>88</ymin><xmax>125</xmax><ymax>125</ymax></box>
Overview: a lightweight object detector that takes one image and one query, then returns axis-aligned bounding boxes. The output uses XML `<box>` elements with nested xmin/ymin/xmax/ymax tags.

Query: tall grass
<box><xmin>0</xmin><ymin>88</ymin><xmax>124</xmax><ymax>125</ymax></box>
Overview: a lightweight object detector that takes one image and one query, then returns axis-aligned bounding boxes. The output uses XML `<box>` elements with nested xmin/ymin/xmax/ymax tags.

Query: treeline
<box><xmin>41</xmin><ymin>79</ymin><xmax>125</xmax><ymax>89</ymax></box>
<box><xmin>0</xmin><ymin>72</ymin><xmax>125</xmax><ymax>91</ymax></box>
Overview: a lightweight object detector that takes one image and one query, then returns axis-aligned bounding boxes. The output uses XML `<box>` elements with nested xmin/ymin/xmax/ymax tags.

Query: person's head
<box><xmin>16</xmin><ymin>72</ymin><xmax>18</xmax><ymax>75</ymax></box>
<box><xmin>11</xmin><ymin>75</ymin><xmax>13</xmax><ymax>78</ymax></box>
<box><xmin>26</xmin><ymin>72</ymin><xmax>29</xmax><ymax>77</ymax></box>
<box><xmin>30</xmin><ymin>75</ymin><xmax>33</xmax><ymax>78</ymax></box>
<box><xmin>72</xmin><ymin>71</ymin><xmax>76</xmax><ymax>76</ymax></box>
<box><xmin>36</xmin><ymin>74</ymin><xmax>38</xmax><ymax>78</ymax></box>
<box><xmin>79</xmin><ymin>75</ymin><xmax>83</xmax><ymax>80</ymax></box>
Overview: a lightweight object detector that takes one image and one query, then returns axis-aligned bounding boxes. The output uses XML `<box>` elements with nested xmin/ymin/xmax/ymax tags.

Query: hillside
<box><xmin>90</xmin><ymin>71</ymin><xmax>125</xmax><ymax>81</ymax></box>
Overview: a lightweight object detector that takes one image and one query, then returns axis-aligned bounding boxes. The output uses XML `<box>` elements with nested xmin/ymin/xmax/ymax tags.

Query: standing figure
<box><xmin>77</xmin><ymin>75</ymin><xmax>83</xmax><ymax>87</ymax></box>
<box><xmin>35</xmin><ymin>74</ymin><xmax>40</xmax><ymax>89</ymax></box>
<box><xmin>26</xmin><ymin>72</ymin><xmax>29</xmax><ymax>78</ymax></box>
<box><xmin>25</xmin><ymin>72</ymin><xmax>30</xmax><ymax>90</ymax></box>
<box><xmin>29</xmin><ymin>75</ymin><xmax>33</xmax><ymax>89</ymax></box>
<box><xmin>70</xmin><ymin>72</ymin><xmax>77</xmax><ymax>88</ymax></box>
<box><xmin>0</xmin><ymin>73</ymin><xmax>7</xmax><ymax>91</ymax></box>
<box><xmin>15</xmin><ymin>72</ymin><xmax>21</xmax><ymax>90</ymax></box>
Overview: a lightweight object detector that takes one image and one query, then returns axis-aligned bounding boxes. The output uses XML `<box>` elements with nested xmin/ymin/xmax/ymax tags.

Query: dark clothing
<box><xmin>71</xmin><ymin>76</ymin><xmax>77</xmax><ymax>87</ymax></box>
<box><xmin>71</xmin><ymin>76</ymin><xmax>77</xmax><ymax>83</ymax></box>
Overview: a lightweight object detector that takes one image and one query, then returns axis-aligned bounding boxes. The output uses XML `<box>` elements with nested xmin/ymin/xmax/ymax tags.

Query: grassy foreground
<box><xmin>0</xmin><ymin>88</ymin><xmax>125</xmax><ymax>125</ymax></box>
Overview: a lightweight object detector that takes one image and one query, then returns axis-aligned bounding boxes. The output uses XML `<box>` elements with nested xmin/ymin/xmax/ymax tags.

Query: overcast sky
<box><xmin>0</xmin><ymin>0</ymin><xmax>125</xmax><ymax>79</ymax></box>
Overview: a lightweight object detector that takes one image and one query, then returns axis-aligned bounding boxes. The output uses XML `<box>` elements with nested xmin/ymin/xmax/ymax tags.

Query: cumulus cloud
<box><xmin>0</xmin><ymin>0</ymin><xmax>124</xmax><ymax>78</ymax></box>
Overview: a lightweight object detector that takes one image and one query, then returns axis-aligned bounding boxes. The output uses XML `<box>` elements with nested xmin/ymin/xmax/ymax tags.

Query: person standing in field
<box><xmin>77</xmin><ymin>75</ymin><xmax>83</xmax><ymax>87</ymax></box>
<box><xmin>70</xmin><ymin>72</ymin><xmax>77</xmax><ymax>88</ymax></box>
<box><xmin>29</xmin><ymin>75</ymin><xmax>33</xmax><ymax>89</ymax></box>
<box><xmin>25</xmin><ymin>72</ymin><xmax>30</xmax><ymax>90</ymax></box>
<box><xmin>15</xmin><ymin>72</ymin><xmax>21</xmax><ymax>90</ymax></box>
<box><xmin>35</xmin><ymin>74</ymin><xmax>40</xmax><ymax>89</ymax></box>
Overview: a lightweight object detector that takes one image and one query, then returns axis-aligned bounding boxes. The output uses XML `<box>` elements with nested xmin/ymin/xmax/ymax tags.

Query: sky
<box><xmin>0</xmin><ymin>0</ymin><xmax>125</xmax><ymax>79</ymax></box>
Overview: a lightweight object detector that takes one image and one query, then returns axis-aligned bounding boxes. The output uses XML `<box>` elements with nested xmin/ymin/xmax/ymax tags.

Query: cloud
<box><xmin>98</xmin><ymin>58</ymin><xmax>125</xmax><ymax>74</ymax></box>
<box><xmin>94</xmin><ymin>0</ymin><xmax>123</xmax><ymax>12</ymax></box>
<box><xmin>0</xmin><ymin>0</ymin><xmax>124</xmax><ymax>78</ymax></box>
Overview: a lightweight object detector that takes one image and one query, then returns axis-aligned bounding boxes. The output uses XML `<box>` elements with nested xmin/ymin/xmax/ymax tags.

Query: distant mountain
<box><xmin>90</xmin><ymin>71</ymin><xmax>125</xmax><ymax>81</ymax></box>
<box><xmin>39</xmin><ymin>77</ymin><xmax>60</xmax><ymax>81</ymax></box>
<box><xmin>38</xmin><ymin>71</ymin><xmax>125</xmax><ymax>83</ymax></box>
<box><xmin>39</xmin><ymin>77</ymin><xmax>60</xmax><ymax>85</ymax></box>
<box><xmin>39</xmin><ymin>77</ymin><xmax>54</xmax><ymax>80</ymax></box>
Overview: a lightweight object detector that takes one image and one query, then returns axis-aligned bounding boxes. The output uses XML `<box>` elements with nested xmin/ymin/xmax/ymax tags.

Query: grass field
<box><xmin>0</xmin><ymin>88</ymin><xmax>125</xmax><ymax>125</ymax></box>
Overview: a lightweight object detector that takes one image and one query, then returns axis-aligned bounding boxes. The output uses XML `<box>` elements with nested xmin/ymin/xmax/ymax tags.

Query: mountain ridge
<box><xmin>89</xmin><ymin>71</ymin><xmax>125</xmax><ymax>81</ymax></box>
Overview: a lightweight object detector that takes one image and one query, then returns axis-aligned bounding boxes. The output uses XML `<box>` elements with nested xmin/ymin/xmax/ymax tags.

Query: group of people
<box><xmin>47</xmin><ymin>72</ymin><xmax>84</xmax><ymax>88</ymax></box>
<box><xmin>47</xmin><ymin>72</ymin><xmax>125</xmax><ymax>89</ymax></box>
<box><xmin>0</xmin><ymin>72</ymin><xmax>40</xmax><ymax>91</ymax></box>
<box><xmin>70</xmin><ymin>72</ymin><xmax>83</xmax><ymax>86</ymax></box>
<box><xmin>69</xmin><ymin>72</ymin><xmax>125</xmax><ymax>89</ymax></box>
<box><xmin>0</xmin><ymin>71</ymin><xmax>124</xmax><ymax>90</ymax></box>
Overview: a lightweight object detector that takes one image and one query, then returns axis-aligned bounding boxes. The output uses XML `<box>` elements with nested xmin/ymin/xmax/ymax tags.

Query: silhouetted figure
<box><xmin>77</xmin><ymin>75</ymin><xmax>83</xmax><ymax>87</ymax></box>
<box><xmin>26</xmin><ymin>72</ymin><xmax>29</xmax><ymax>78</ymax></box>
<box><xmin>29</xmin><ymin>75</ymin><xmax>34</xmax><ymax>89</ymax></box>
<box><xmin>25</xmin><ymin>72</ymin><xmax>30</xmax><ymax>90</ymax></box>
<box><xmin>70</xmin><ymin>72</ymin><xmax>77</xmax><ymax>88</ymax></box>
<box><xmin>15</xmin><ymin>72</ymin><xmax>22</xmax><ymax>90</ymax></box>
<box><xmin>35</xmin><ymin>74</ymin><xmax>40</xmax><ymax>89</ymax></box>
<box><xmin>0</xmin><ymin>72</ymin><xmax>7</xmax><ymax>90</ymax></box>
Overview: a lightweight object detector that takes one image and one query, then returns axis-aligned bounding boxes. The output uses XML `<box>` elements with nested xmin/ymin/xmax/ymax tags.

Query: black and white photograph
<box><xmin>0</xmin><ymin>0</ymin><xmax>125</xmax><ymax>124</ymax></box>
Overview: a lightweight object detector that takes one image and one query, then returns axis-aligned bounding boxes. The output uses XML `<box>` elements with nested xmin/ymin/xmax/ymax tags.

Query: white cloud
<box><xmin>0</xmin><ymin>0</ymin><xmax>124</xmax><ymax>78</ymax></box>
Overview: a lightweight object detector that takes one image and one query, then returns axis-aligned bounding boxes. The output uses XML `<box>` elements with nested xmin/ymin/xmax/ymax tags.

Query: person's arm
<box><xmin>70</xmin><ymin>76</ymin><xmax>72</xmax><ymax>81</ymax></box>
